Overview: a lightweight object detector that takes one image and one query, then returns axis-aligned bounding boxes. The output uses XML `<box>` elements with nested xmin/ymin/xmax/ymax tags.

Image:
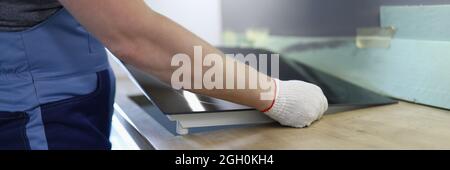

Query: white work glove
<box><xmin>263</xmin><ymin>79</ymin><xmax>328</xmax><ymax>128</ymax></box>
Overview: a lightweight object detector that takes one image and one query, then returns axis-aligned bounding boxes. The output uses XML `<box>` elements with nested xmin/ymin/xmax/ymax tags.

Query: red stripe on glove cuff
<box><xmin>262</xmin><ymin>79</ymin><xmax>277</xmax><ymax>113</ymax></box>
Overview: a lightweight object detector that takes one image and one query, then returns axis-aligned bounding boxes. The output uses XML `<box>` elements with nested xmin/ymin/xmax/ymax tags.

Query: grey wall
<box><xmin>222</xmin><ymin>0</ymin><xmax>450</xmax><ymax>36</ymax></box>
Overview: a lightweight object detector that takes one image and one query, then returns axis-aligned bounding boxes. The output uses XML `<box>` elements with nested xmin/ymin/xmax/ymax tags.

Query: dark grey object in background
<box><xmin>222</xmin><ymin>0</ymin><xmax>450</xmax><ymax>36</ymax></box>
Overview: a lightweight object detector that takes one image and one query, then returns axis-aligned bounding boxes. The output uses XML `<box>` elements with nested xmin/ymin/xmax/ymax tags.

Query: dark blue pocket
<box><xmin>0</xmin><ymin>112</ymin><xmax>30</xmax><ymax>150</ymax></box>
<box><xmin>40</xmin><ymin>70</ymin><xmax>114</xmax><ymax>150</ymax></box>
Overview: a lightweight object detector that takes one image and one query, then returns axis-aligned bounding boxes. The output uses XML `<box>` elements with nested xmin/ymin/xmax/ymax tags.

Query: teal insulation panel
<box><xmin>381</xmin><ymin>5</ymin><xmax>450</xmax><ymax>41</ymax></box>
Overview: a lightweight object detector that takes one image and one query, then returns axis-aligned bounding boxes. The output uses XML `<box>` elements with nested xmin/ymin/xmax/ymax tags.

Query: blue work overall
<box><xmin>0</xmin><ymin>9</ymin><xmax>115</xmax><ymax>150</ymax></box>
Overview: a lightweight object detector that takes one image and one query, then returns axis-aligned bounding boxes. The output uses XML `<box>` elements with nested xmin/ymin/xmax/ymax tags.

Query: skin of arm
<box><xmin>59</xmin><ymin>0</ymin><xmax>274</xmax><ymax>111</ymax></box>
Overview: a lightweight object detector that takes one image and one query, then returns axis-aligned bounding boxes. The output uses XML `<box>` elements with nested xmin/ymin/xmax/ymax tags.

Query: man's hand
<box><xmin>263</xmin><ymin>79</ymin><xmax>328</xmax><ymax>128</ymax></box>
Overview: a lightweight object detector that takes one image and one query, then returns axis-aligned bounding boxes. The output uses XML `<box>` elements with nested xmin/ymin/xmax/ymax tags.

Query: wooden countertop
<box><xmin>114</xmin><ymin>74</ymin><xmax>450</xmax><ymax>150</ymax></box>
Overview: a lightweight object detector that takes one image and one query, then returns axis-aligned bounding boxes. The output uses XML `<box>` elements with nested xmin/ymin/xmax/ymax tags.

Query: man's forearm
<box><xmin>126</xmin><ymin>13</ymin><xmax>275</xmax><ymax>110</ymax></box>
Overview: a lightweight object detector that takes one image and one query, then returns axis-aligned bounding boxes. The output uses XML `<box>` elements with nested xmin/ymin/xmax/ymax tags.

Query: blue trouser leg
<box><xmin>0</xmin><ymin>69</ymin><xmax>115</xmax><ymax>150</ymax></box>
<box><xmin>0</xmin><ymin>8</ymin><xmax>115</xmax><ymax>150</ymax></box>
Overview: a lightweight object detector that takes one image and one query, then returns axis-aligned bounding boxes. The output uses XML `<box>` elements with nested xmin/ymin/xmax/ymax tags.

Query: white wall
<box><xmin>145</xmin><ymin>0</ymin><xmax>222</xmax><ymax>45</ymax></box>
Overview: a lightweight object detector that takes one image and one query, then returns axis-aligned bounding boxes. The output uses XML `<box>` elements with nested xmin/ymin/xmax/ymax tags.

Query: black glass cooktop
<box><xmin>124</xmin><ymin>48</ymin><xmax>397</xmax><ymax>115</ymax></box>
